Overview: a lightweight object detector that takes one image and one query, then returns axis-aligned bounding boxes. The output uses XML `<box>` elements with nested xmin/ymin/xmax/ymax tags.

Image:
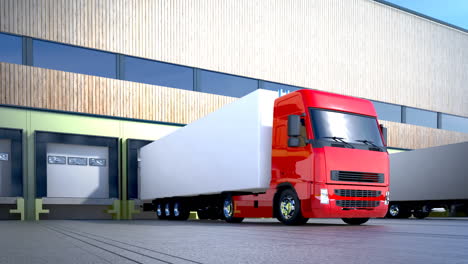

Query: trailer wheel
<box><xmin>155</xmin><ymin>202</ymin><xmax>167</xmax><ymax>220</ymax></box>
<box><xmin>223</xmin><ymin>196</ymin><xmax>244</xmax><ymax>223</ymax></box>
<box><xmin>173</xmin><ymin>200</ymin><xmax>190</xmax><ymax>220</ymax></box>
<box><xmin>413</xmin><ymin>205</ymin><xmax>431</xmax><ymax>219</ymax></box>
<box><xmin>276</xmin><ymin>189</ymin><xmax>308</xmax><ymax>225</ymax></box>
<box><xmin>342</xmin><ymin>218</ymin><xmax>369</xmax><ymax>225</ymax></box>
<box><xmin>164</xmin><ymin>202</ymin><xmax>173</xmax><ymax>219</ymax></box>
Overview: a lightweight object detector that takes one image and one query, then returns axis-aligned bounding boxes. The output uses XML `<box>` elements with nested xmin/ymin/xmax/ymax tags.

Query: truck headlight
<box><xmin>385</xmin><ymin>191</ymin><xmax>390</xmax><ymax>205</ymax></box>
<box><xmin>320</xmin><ymin>189</ymin><xmax>329</xmax><ymax>204</ymax></box>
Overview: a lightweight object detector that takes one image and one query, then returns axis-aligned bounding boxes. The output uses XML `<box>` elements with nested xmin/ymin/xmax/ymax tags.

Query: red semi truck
<box><xmin>140</xmin><ymin>89</ymin><xmax>390</xmax><ymax>225</ymax></box>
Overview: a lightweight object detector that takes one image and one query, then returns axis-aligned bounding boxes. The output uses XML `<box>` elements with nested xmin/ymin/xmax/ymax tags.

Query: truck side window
<box><xmin>298</xmin><ymin>118</ymin><xmax>307</xmax><ymax>147</ymax></box>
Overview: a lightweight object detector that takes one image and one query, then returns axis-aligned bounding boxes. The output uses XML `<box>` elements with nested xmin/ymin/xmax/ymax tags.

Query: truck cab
<box><xmin>233</xmin><ymin>89</ymin><xmax>389</xmax><ymax>225</ymax></box>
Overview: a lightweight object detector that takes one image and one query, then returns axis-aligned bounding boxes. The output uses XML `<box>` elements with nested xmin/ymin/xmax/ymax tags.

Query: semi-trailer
<box><xmin>139</xmin><ymin>89</ymin><xmax>390</xmax><ymax>225</ymax></box>
<box><xmin>387</xmin><ymin>142</ymin><xmax>468</xmax><ymax>219</ymax></box>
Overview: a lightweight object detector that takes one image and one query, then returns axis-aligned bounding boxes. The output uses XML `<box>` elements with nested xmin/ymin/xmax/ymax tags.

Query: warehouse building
<box><xmin>0</xmin><ymin>0</ymin><xmax>467</xmax><ymax>220</ymax></box>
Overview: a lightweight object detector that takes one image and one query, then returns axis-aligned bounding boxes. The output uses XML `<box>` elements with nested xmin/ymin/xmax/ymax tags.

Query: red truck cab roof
<box><xmin>288</xmin><ymin>89</ymin><xmax>377</xmax><ymax>117</ymax></box>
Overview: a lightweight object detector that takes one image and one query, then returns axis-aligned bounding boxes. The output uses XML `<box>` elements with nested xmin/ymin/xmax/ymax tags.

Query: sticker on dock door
<box><xmin>48</xmin><ymin>155</ymin><xmax>66</xmax><ymax>164</ymax></box>
<box><xmin>0</xmin><ymin>153</ymin><xmax>8</xmax><ymax>161</ymax></box>
<box><xmin>68</xmin><ymin>157</ymin><xmax>88</xmax><ymax>166</ymax></box>
<box><xmin>89</xmin><ymin>158</ymin><xmax>106</xmax><ymax>167</ymax></box>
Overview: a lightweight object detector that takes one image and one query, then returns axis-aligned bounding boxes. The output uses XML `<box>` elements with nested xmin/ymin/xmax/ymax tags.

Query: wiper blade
<box><xmin>323</xmin><ymin>136</ymin><xmax>355</xmax><ymax>149</ymax></box>
<box><xmin>356</xmin><ymin>139</ymin><xmax>383</xmax><ymax>150</ymax></box>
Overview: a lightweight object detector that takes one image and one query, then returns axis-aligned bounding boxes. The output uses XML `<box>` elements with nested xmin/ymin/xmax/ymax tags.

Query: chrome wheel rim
<box><xmin>389</xmin><ymin>205</ymin><xmax>399</xmax><ymax>216</ymax></box>
<box><xmin>174</xmin><ymin>203</ymin><xmax>180</xmax><ymax>217</ymax></box>
<box><xmin>164</xmin><ymin>203</ymin><xmax>171</xmax><ymax>216</ymax></box>
<box><xmin>280</xmin><ymin>195</ymin><xmax>296</xmax><ymax>220</ymax></box>
<box><xmin>156</xmin><ymin>204</ymin><xmax>162</xmax><ymax>216</ymax></box>
<box><xmin>223</xmin><ymin>199</ymin><xmax>233</xmax><ymax>218</ymax></box>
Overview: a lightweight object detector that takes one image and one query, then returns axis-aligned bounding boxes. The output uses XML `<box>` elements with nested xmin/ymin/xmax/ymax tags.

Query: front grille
<box><xmin>336</xmin><ymin>200</ymin><xmax>380</xmax><ymax>208</ymax></box>
<box><xmin>331</xmin><ymin>170</ymin><xmax>384</xmax><ymax>183</ymax></box>
<box><xmin>334</xmin><ymin>189</ymin><xmax>381</xmax><ymax>197</ymax></box>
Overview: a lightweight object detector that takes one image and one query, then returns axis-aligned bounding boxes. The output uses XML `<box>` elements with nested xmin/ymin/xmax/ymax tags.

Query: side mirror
<box><xmin>288</xmin><ymin>137</ymin><xmax>300</xmax><ymax>147</ymax></box>
<box><xmin>379</xmin><ymin>124</ymin><xmax>387</xmax><ymax>146</ymax></box>
<box><xmin>288</xmin><ymin>115</ymin><xmax>301</xmax><ymax>137</ymax></box>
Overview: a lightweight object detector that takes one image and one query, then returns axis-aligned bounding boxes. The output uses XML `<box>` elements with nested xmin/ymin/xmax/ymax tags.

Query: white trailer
<box><xmin>387</xmin><ymin>142</ymin><xmax>468</xmax><ymax>218</ymax></box>
<box><xmin>138</xmin><ymin>89</ymin><xmax>278</xmax><ymax>201</ymax></box>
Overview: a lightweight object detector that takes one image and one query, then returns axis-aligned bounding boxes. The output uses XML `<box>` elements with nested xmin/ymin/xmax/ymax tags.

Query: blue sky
<box><xmin>385</xmin><ymin>0</ymin><xmax>468</xmax><ymax>30</ymax></box>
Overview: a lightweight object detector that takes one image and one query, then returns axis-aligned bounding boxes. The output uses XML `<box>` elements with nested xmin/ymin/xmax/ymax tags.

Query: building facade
<box><xmin>0</xmin><ymin>0</ymin><xmax>467</xmax><ymax>220</ymax></box>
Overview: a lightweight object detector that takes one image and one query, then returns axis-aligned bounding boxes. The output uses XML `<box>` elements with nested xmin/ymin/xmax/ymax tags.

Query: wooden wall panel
<box><xmin>0</xmin><ymin>0</ymin><xmax>466</xmax><ymax>117</ymax></box>
<box><xmin>0</xmin><ymin>62</ymin><xmax>467</xmax><ymax>150</ymax></box>
<box><xmin>380</xmin><ymin>120</ymin><xmax>468</xmax><ymax>149</ymax></box>
<box><xmin>0</xmin><ymin>62</ymin><xmax>235</xmax><ymax>125</ymax></box>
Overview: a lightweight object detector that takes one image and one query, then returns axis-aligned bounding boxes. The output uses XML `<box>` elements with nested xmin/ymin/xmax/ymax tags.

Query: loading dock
<box><xmin>34</xmin><ymin>131</ymin><xmax>119</xmax><ymax>220</ymax></box>
<box><xmin>0</xmin><ymin>128</ymin><xmax>24</xmax><ymax>220</ymax></box>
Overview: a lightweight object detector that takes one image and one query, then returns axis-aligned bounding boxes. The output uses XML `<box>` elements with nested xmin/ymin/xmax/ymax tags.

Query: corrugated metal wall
<box><xmin>1</xmin><ymin>0</ymin><xmax>466</xmax><ymax>117</ymax></box>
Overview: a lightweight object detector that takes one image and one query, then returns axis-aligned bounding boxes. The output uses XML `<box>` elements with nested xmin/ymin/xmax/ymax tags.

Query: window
<box><xmin>123</xmin><ymin>56</ymin><xmax>194</xmax><ymax>90</ymax></box>
<box><xmin>441</xmin><ymin>114</ymin><xmax>468</xmax><ymax>133</ymax></box>
<box><xmin>197</xmin><ymin>70</ymin><xmax>258</xmax><ymax>97</ymax></box>
<box><xmin>261</xmin><ymin>81</ymin><xmax>301</xmax><ymax>94</ymax></box>
<box><xmin>33</xmin><ymin>40</ymin><xmax>116</xmax><ymax>78</ymax></box>
<box><xmin>310</xmin><ymin>108</ymin><xmax>384</xmax><ymax>147</ymax></box>
<box><xmin>406</xmin><ymin>107</ymin><xmax>437</xmax><ymax>128</ymax></box>
<box><xmin>372</xmin><ymin>101</ymin><xmax>402</xmax><ymax>123</ymax></box>
<box><xmin>0</xmin><ymin>33</ymin><xmax>22</xmax><ymax>64</ymax></box>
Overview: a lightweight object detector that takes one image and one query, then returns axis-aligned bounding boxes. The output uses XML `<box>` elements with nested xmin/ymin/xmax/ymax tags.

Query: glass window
<box><xmin>0</xmin><ymin>33</ymin><xmax>22</xmax><ymax>64</ymax></box>
<box><xmin>372</xmin><ymin>101</ymin><xmax>402</xmax><ymax>123</ymax></box>
<box><xmin>310</xmin><ymin>108</ymin><xmax>384</xmax><ymax>147</ymax></box>
<box><xmin>198</xmin><ymin>70</ymin><xmax>258</xmax><ymax>97</ymax></box>
<box><xmin>441</xmin><ymin>114</ymin><xmax>468</xmax><ymax>133</ymax></box>
<box><xmin>33</xmin><ymin>40</ymin><xmax>116</xmax><ymax>78</ymax></box>
<box><xmin>262</xmin><ymin>81</ymin><xmax>301</xmax><ymax>94</ymax></box>
<box><xmin>406</xmin><ymin>107</ymin><xmax>437</xmax><ymax>128</ymax></box>
<box><xmin>123</xmin><ymin>56</ymin><xmax>194</xmax><ymax>90</ymax></box>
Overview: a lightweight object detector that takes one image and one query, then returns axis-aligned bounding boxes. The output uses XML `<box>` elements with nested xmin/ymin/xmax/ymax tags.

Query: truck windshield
<box><xmin>309</xmin><ymin>108</ymin><xmax>384</xmax><ymax>147</ymax></box>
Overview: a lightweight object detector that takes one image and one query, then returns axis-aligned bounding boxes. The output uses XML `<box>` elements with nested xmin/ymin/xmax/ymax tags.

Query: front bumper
<box><xmin>302</xmin><ymin>183</ymin><xmax>388</xmax><ymax>218</ymax></box>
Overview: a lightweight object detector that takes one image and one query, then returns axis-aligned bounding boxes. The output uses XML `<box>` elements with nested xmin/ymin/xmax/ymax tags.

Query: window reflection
<box><xmin>124</xmin><ymin>56</ymin><xmax>193</xmax><ymax>90</ymax></box>
<box><xmin>0</xmin><ymin>33</ymin><xmax>22</xmax><ymax>64</ymax></box>
<box><xmin>33</xmin><ymin>40</ymin><xmax>116</xmax><ymax>78</ymax></box>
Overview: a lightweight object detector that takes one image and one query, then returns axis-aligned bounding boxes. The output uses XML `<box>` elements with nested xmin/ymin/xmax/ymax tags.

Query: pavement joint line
<box><xmin>41</xmin><ymin>224</ymin><xmax>154</xmax><ymax>264</ymax></box>
<box><xmin>46</xmin><ymin>224</ymin><xmax>201</xmax><ymax>264</ymax></box>
<box><xmin>52</xmin><ymin>224</ymin><xmax>205</xmax><ymax>264</ymax></box>
<box><xmin>38</xmin><ymin>224</ymin><xmax>115</xmax><ymax>264</ymax></box>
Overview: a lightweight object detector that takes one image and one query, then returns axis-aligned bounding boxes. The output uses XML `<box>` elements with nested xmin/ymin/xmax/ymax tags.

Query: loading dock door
<box><xmin>0</xmin><ymin>139</ymin><xmax>12</xmax><ymax>196</ymax></box>
<box><xmin>46</xmin><ymin>143</ymin><xmax>109</xmax><ymax>198</ymax></box>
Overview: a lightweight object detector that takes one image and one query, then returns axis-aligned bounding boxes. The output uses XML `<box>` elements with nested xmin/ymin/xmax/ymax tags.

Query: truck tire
<box><xmin>173</xmin><ymin>200</ymin><xmax>190</xmax><ymax>220</ymax></box>
<box><xmin>342</xmin><ymin>218</ymin><xmax>369</xmax><ymax>225</ymax></box>
<box><xmin>155</xmin><ymin>202</ymin><xmax>167</xmax><ymax>220</ymax></box>
<box><xmin>386</xmin><ymin>204</ymin><xmax>411</xmax><ymax>218</ymax></box>
<box><xmin>164</xmin><ymin>202</ymin><xmax>173</xmax><ymax>219</ymax></box>
<box><xmin>276</xmin><ymin>189</ymin><xmax>309</xmax><ymax>225</ymax></box>
<box><xmin>223</xmin><ymin>196</ymin><xmax>244</xmax><ymax>223</ymax></box>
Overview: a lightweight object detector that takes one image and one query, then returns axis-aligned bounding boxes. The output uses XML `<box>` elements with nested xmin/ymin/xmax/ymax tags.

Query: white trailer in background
<box><xmin>387</xmin><ymin>142</ymin><xmax>468</xmax><ymax>218</ymax></box>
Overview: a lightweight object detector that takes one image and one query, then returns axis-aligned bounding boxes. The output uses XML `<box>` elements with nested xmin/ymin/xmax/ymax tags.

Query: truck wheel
<box><xmin>164</xmin><ymin>202</ymin><xmax>173</xmax><ymax>219</ymax></box>
<box><xmin>173</xmin><ymin>201</ymin><xmax>190</xmax><ymax>220</ymax></box>
<box><xmin>276</xmin><ymin>189</ymin><xmax>309</xmax><ymax>225</ymax></box>
<box><xmin>223</xmin><ymin>196</ymin><xmax>244</xmax><ymax>223</ymax></box>
<box><xmin>386</xmin><ymin>204</ymin><xmax>410</xmax><ymax>218</ymax></box>
<box><xmin>342</xmin><ymin>218</ymin><xmax>369</xmax><ymax>225</ymax></box>
<box><xmin>155</xmin><ymin>202</ymin><xmax>167</xmax><ymax>220</ymax></box>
